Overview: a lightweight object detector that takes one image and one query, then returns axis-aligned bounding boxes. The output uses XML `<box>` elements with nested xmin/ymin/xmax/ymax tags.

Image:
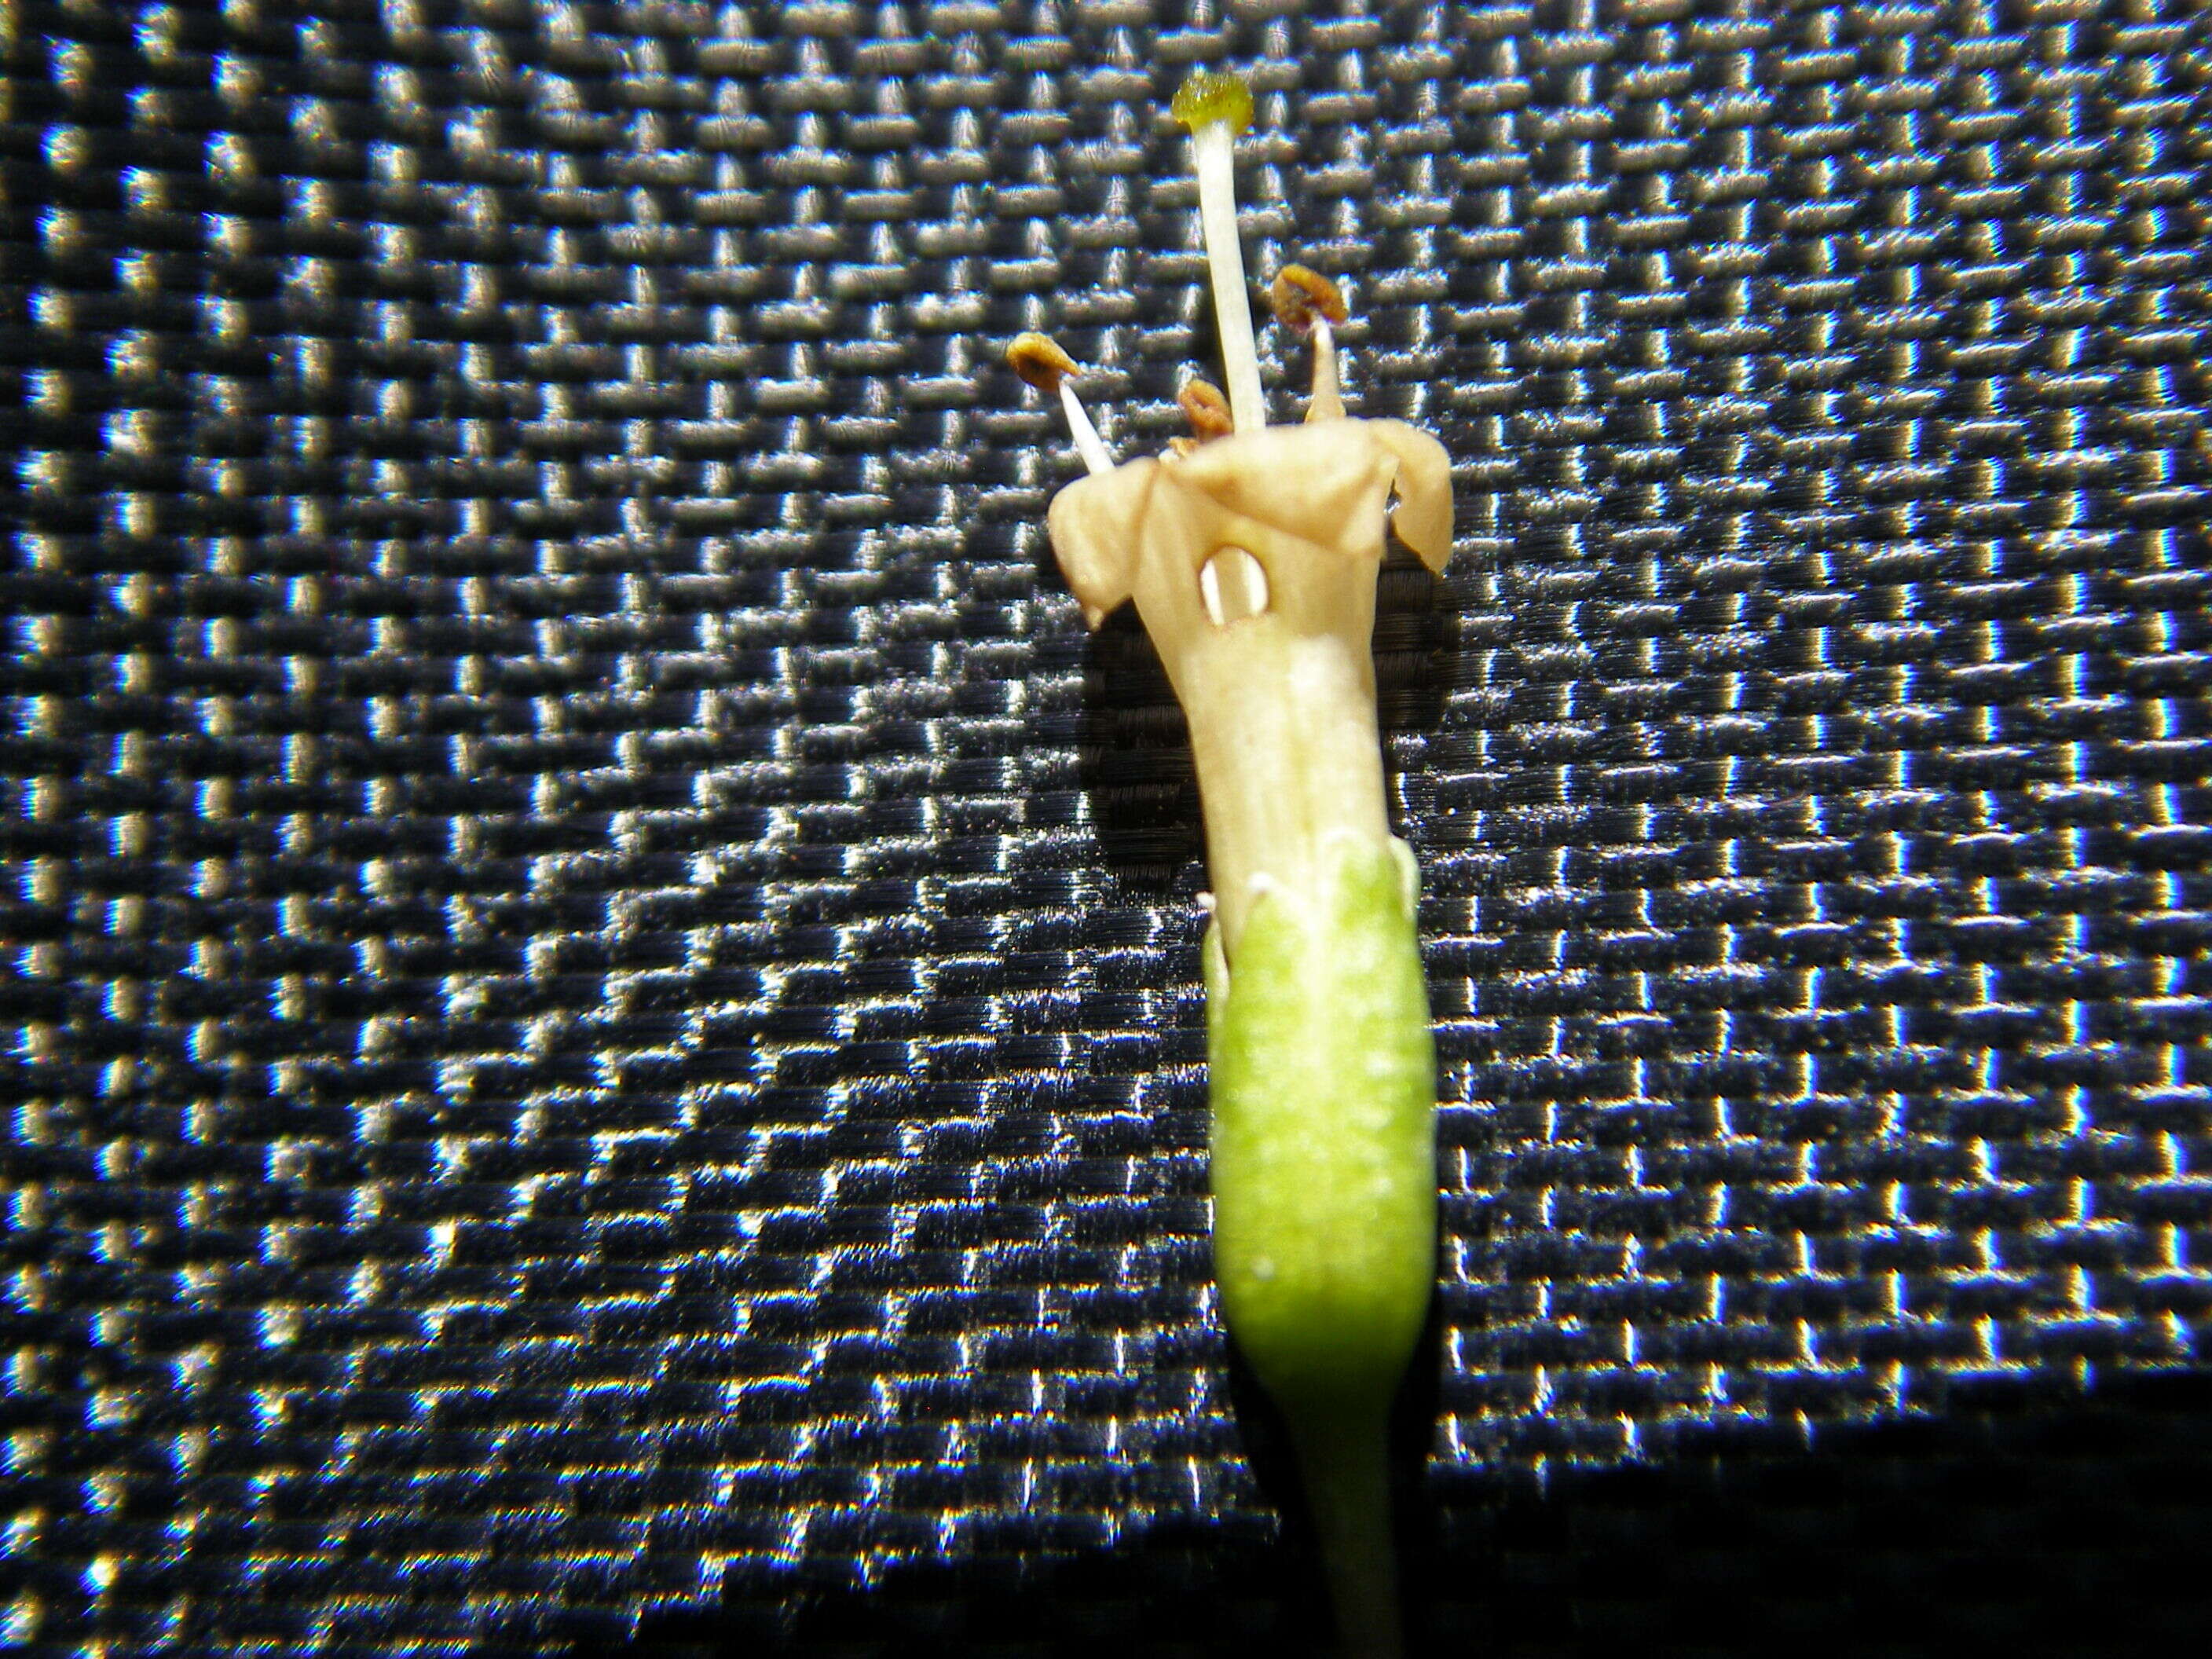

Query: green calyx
<box><xmin>1203</xmin><ymin>830</ymin><xmax>1435</xmax><ymax>1657</ymax></box>
<box><xmin>1171</xmin><ymin>68</ymin><xmax>1254</xmax><ymax>135</ymax></box>
<box><xmin>1204</xmin><ymin>831</ymin><xmax>1436</xmax><ymax>1413</ymax></box>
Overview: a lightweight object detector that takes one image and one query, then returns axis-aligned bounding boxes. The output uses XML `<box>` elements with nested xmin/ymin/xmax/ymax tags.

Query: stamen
<box><xmin>1177</xmin><ymin>379</ymin><xmax>1233</xmax><ymax>445</ymax></box>
<box><xmin>1008</xmin><ymin>330</ymin><xmax>1078</xmax><ymax>390</ymax></box>
<box><xmin>1008</xmin><ymin>331</ymin><xmax>1115</xmax><ymax>477</ymax></box>
<box><xmin>1173</xmin><ymin>73</ymin><xmax>1265</xmax><ymax>436</ymax></box>
<box><xmin>1270</xmin><ymin>266</ymin><xmax>1347</xmax><ymax>424</ymax></box>
<box><xmin>1269</xmin><ymin>264</ymin><xmax>1348</xmax><ymax>329</ymax></box>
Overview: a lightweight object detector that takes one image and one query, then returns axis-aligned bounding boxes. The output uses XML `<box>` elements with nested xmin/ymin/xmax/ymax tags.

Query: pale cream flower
<box><xmin>1047</xmin><ymin>414</ymin><xmax>1452</xmax><ymax>955</ymax></box>
<box><xmin>1005</xmin><ymin>73</ymin><xmax>1455</xmax><ymax>1659</ymax></box>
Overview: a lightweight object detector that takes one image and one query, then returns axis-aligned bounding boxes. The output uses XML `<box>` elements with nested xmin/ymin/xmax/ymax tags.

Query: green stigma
<box><xmin>1171</xmin><ymin>69</ymin><xmax>1254</xmax><ymax>135</ymax></box>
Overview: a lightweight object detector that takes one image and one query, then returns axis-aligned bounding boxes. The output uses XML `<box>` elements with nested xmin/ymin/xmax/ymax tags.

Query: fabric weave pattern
<box><xmin>4</xmin><ymin>1</ymin><xmax>2209</xmax><ymax>1650</ymax></box>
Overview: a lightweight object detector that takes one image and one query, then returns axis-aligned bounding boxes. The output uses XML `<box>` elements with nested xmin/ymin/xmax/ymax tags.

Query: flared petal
<box><xmin>1046</xmin><ymin>457</ymin><xmax>1159</xmax><ymax>629</ymax></box>
<box><xmin>1163</xmin><ymin>424</ymin><xmax>1398</xmax><ymax>563</ymax></box>
<box><xmin>1364</xmin><ymin>420</ymin><xmax>1454</xmax><ymax>573</ymax></box>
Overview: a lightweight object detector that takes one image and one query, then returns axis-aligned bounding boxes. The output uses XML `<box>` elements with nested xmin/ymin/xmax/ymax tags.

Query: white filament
<box><xmin>1308</xmin><ymin>317</ymin><xmax>1343</xmax><ymax>423</ymax></box>
<box><xmin>1059</xmin><ymin>379</ymin><xmax>1113</xmax><ymax>476</ymax></box>
<box><xmin>1198</xmin><ymin>546</ymin><xmax>1269</xmax><ymax>628</ymax></box>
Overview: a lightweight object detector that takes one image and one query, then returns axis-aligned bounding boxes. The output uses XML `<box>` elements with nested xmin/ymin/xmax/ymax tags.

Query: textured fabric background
<box><xmin>5</xmin><ymin>0</ymin><xmax>2211</xmax><ymax>1652</ymax></box>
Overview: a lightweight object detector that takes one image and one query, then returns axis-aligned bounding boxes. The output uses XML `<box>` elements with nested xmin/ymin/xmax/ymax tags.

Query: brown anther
<box><xmin>1269</xmin><ymin>265</ymin><xmax>1349</xmax><ymax>331</ymax></box>
<box><xmin>1177</xmin><ymin>379</ymin><xmax>1233</xmax><ymax>444</ymax></box>
<box><xmin>1008</xmin><ymin>331</ymin><xmax>1080</xmax><ymax>392</ymax></box>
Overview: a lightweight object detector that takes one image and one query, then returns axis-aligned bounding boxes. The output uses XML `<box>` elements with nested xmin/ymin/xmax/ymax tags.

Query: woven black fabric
<box><xmin>5</xmin><ymin>0</ymin><xmax>2210</xmax><ymax>1652</ymax></box>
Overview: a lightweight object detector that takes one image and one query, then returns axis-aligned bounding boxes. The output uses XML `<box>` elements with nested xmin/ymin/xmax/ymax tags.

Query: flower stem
<box><xmin>1295</xmin><ymin>1403</ymin><xmax>1404</xmax><ymax>1659</ymax></box>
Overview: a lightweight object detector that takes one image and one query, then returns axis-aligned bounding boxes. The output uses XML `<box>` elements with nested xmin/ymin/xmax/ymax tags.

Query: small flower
<box><xmin>1009</xmin><ymin>71</ymin><xmax>1454</xmax><ymax>1658</ymax></box>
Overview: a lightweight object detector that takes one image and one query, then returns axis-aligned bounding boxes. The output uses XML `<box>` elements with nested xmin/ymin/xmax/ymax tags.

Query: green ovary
<box><xmin>1207</xmin><ymin>833</ymin><xmax>1437</xmax><ymax>1418</ymax></box>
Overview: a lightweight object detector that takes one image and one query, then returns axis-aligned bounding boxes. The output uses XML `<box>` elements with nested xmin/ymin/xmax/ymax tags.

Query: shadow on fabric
<box><xmin>639</xmin><ymin>1370</ymin><xmax>2212</xmax><ymax>1657</ymax></box>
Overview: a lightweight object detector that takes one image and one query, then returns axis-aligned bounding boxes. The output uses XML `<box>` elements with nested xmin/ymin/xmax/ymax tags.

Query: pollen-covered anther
<box><xmin>1270</xmin><ymin>266</ymin><xmax>1348</xmax><ymax>425</ymax></box>
<box><xmin>1007</xmin><ymin>331</ymin><xmax>1079</xmax><ymax>392</ymax></box>
<box><xmin>1178</xmin><ymin>379</ymin><xmax>1233</xmax><ymax>444</ymax></box>
<box><xmin>1007</xmin><ymin>331</ymin><xmax>1113</xmax><ymax>476</ymax></box>
<box><xmin>1269</xmin><ymin>265</ymin><xmax>1348</xmax><ymax>331</ymax></box>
